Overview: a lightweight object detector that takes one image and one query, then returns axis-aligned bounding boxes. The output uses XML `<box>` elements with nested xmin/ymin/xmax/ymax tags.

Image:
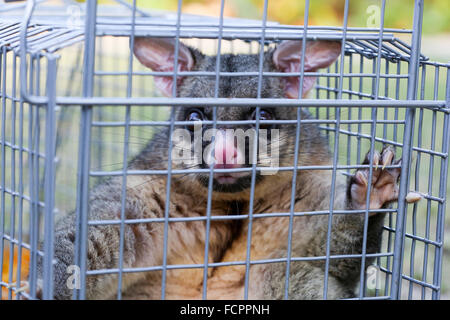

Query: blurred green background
<box><xmin>130</xmin><ymin>0</ymin><xmax>450</xmax><ymax>61</ymax></box>
<box><xmin>130</xmin><ymin>0</ymin><xmax>450</xmax><ymax>34</ymax></box>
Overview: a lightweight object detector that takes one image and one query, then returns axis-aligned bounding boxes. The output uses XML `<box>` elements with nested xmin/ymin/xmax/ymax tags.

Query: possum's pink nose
<box><xmin>214</xmin><ymin>151</ymin><xmax>239</xmax><ymax>168</ymax></box>
<box><xmin>208</xmin><ymin>130</ymin><xmax>248</xmax><ymax>184</ymax></box>
<box><xmin>211</xmin><ymin>130</ymin><xmax>241</xmax><ymax>168</ymax></box>
<box><xmin>213</xmin><ymin>138</ymin><xmax>239</xmax><ymax>168</ymax></box>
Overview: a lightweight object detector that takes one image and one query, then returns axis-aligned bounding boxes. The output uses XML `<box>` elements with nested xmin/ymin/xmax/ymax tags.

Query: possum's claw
<box><xmin>349</xmin><ymin>146</ymin><xmax>401</xmax><ymax>215</ymax></box>
<box><xmin>18</xmin><ymin>280</ymin><xmax>43</xmax><ymax>300</ymax></box>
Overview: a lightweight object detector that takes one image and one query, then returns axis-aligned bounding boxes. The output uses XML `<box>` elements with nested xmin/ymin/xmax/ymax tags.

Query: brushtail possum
<box><xmin>28</xmin><ymin>37</ymin><xmax>401</xmax><ymax>300</ymax></box>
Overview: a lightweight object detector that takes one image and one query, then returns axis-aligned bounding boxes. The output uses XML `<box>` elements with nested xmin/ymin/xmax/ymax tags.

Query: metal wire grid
<box><xmin>0</xmin><ymin>0</ymin><xmax>449</xmax><ymax>300</ymax></box>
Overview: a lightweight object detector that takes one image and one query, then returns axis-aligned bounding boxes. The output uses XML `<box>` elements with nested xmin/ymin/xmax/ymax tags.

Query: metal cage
<box><xmin>0</xmin><ymin>0</ymin><xmax>449</xmax><ymax>300</ymax></box>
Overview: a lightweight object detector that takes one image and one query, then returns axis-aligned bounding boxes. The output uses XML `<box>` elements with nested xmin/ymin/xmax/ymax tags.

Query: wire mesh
<box><xmin>0</xmin><ymin>0</ymin><xmax>449</xmax><ymax>300</ymax></box>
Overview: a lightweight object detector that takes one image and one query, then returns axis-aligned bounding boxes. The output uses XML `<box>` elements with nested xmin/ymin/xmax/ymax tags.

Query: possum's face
<box><xmin>134</xmin><ymin>38</ymin><xmax>340</xmax><ymax>194</ymax></box>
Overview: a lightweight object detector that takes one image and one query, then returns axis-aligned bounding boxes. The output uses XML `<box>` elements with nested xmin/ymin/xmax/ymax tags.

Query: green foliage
<box><xmin>134</xmin><ymin>0</ymin><xmax>450</xmax><ymax>34</ymax></box>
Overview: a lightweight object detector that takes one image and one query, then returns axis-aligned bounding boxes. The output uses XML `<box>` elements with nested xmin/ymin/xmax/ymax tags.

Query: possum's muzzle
<box><xmin>204</xmin><ymin>129</ymin><xmax>251</xmax><ymax>187</ymax></box>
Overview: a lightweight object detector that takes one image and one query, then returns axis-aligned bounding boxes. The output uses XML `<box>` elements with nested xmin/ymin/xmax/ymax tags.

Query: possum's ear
<box><xmin>273</xmin><ymin>40</ymin><xmax>341</xmax><ymax>99</ymax></box>
<box><xmin>133</xmin><ymin>37</ymin><xmax>195</xmax><ymax>97</ymax></box>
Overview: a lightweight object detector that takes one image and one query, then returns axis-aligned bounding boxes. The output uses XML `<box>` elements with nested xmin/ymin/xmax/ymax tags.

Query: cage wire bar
<box><xmin>389</xmin><ymin>0</ymin><xmax>423</xmax><ymax>300</ymax></box>
<box><xmin>0</xmin><ymin>0</ymin><xmax>449</xmax><ymax>300</ymax></box>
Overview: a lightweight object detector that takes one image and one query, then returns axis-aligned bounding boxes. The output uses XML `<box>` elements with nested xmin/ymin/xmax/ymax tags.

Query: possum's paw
<box><xmin>18</xmin><ymin>280</ymin><xmax>43</xmax><ymax>300</ymax></box>
<box><xmin>349</xmin><ymin>146</ymin><xmax>401</xmax><ymax>214</ymax></box>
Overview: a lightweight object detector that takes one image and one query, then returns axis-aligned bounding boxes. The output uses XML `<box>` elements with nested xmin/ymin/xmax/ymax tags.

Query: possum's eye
<box><xmin>251</xmin><ymin>109</ymin><xmax>274</xmax><ymax>129</ymax></box>
<box><xmin>186</xmin><ymin>109</ymin><xmax>204</xmax><ymax>121</ymax></box>
<box><xmin>185</xmin><ymin>108</ymin><xmax>204</xmax><ymax>131</ymax></box>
